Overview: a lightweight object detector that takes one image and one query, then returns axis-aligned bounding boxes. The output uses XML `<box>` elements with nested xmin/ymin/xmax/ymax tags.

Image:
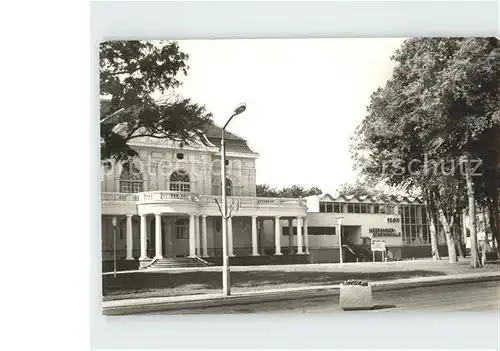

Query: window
<box><xmin>347</xmin><ymin>203</ymin><xmax>354</xmax><ymax>213</ymax></box>
<box><xmin>319</xmin><ymin>203</ymin><xmax>326</xmax><ymax>213</ymax></box>
<box><xmin>401</xmin><ymin>204</ymin><xmax>428</xmax><ymax>245</ymax></box>
<box><xmin>333</xmin><ymin>202</ymin><xmax>343</xmax><ymax>213</ymax></box>
<box><xmin>170</xmin><ymin>170</ymin><xmax>191</xmax><ymax>192</ymax></box>
<box><xmin>373</xmin><ymin>204</ymin><xmax>380</xmax><ymax>214</ymax></box>
<box><xmin>119</xmin><ymin>162</ymin><xmax>144</xmax><ymax>193</ymax></box>
<box><xmin>325</xmin><ymin>202</ymin><xmax>333</xmax><ymax>213</ymax></box>
<box><xmin>175</xmin><ymin>219</ymin><xmax>189</xmax><ymax>239</ymax></box>
<box><xmin>282</xmin><ymin>226</ymin><xmax>336</xmax><ymax>235</ymax></box>
<box><xmin>212</xmin><ymin>178</ymin><xmax>235</xmax><ymax>195</ymax></box>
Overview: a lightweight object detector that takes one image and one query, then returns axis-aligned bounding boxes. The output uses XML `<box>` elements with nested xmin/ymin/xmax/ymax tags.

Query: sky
<box><xmin>175</xmin><ymin>38</ymin><xmax>406</xmax><ymax>195</ymax></box>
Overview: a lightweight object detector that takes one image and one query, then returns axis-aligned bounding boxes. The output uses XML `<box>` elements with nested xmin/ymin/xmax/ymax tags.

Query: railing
<box><xmin>101</xmin><ymin>191</ymin><xmax>307</xmax><ymax>209</ymax></box>
<box><xmin>140</xmin><ymin>191</ymin><xmax>201</xmax><ymax>203</ymax></box>
<box><xmin>200</xmin><ymin>195</ymin><xmax>307</xmax><ymax>208</ymax></box>
<box><xmin>101</xmin><ymin>192</ymin><xmax>139</xmax><ymax>202</ymax></box>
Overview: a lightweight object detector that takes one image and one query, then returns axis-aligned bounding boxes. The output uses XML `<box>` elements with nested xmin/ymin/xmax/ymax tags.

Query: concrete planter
<box><xmin>339</xmin><ymin>283</ymin><xmax>373</xmax><ymax>311</ymax></box>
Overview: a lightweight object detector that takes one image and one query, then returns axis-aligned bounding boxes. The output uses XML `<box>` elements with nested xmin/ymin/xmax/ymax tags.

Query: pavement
<box><xmin>157</xmin><ymin>280</ymin><xmax>500</xmax><ymax>314</ymax></box>
<box><xmin>102</xmin><ymin>270</ymin><xmax>500</xmax><ymax>315</ymax></box>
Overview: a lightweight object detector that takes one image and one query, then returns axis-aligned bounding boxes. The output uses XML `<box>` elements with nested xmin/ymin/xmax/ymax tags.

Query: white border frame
<box><xmin>91</xmin><ymin>1</ymin><xmax>500</xmax><ymax>350</ymax></box>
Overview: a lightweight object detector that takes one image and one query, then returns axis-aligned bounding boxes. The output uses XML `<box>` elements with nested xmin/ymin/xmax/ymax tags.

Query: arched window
<box><xmin>119</xmin><ymin>162</ymin><xmax>143</xmax><ymax>193</ymax></box>
<box><xmin>212</xmin><ymin>178</ymin><xmax>234</xmax><ymax>196</ymax></box>
<box><xmin>170</xmin><ymin>170</ymin><xmax>191</xmax><ymax>192</ymax></box>
<box><xmin>175</xmin><ymin>218</ymin><xmax>189</xmax><ymax>239</ymax></box>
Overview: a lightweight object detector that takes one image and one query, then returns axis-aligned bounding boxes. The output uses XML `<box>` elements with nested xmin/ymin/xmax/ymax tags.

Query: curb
<box><xmin>103</xmin><ymin>273</ymin><xmax>500</xmax><ymax>315</ymax></box>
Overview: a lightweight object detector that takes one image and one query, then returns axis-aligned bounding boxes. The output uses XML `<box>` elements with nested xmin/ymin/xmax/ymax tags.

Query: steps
<box><xmin>147</xmin><ymin>257</ymin><xmax>212</xmax><ymax>269</ymax></box>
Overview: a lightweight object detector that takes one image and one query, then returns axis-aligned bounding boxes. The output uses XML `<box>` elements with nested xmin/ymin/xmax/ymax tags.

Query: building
<box><xmin>299</xmin><ymin>193</ymin><xmax>454</xmax><ymax>262</ymax></box>
<box><xmin>101</xmin><ymin>122</ymin><xmax>309</xmax><ymax>270</ymax></box>
<box><xmin>100</xmin><ymin>123</ymin><xmax>456</xmax><ymax>270</ymax></box>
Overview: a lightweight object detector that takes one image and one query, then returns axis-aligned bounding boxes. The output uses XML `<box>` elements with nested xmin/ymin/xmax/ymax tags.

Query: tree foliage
<box><xmin>351</xmin><ymin>37</ymin><xmax>500</xmax><ymax>266</ymax></box>
<box><xmin>256</xmin><ymin>184</ymin><xmax>323</xmax><ymax>198</ymax></box>
<box><xmin>100</xmin><ymin>40</ymin><xmax>213</xmax><ymax>161</ymax></box>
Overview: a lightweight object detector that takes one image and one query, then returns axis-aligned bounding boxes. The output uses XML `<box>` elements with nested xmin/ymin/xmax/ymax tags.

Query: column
<box><xmin>228</xmin><ymin>216</ymin><xmax>234</xmax><ymax>256</ymax></box>
<box><xmin>195</xmin><ymin>215</ymin><xmax>200</xmax><ymax>256</ymax></box>
<box><xmin>189</xmin><ymin>214</ymin><xmax>196</xmax><ymax>257</ymax></box>
<box><xmin>288</xmin><ymin>219</ymin><xmax>294</xmax><ymax>254</ymax></box>
<box><xmin>296</xmin><ymin>216</ymin><xmax>304</xmax><ymax>254</ymax></box>
<box><xmin>304</xmin><ymin>217</ymin><xmax>310</xmax><ymax>254</ymax></box>
<box><xmin>139</xmin><ymin>214</ymin><xmax>148</xmax><ymax>260</ymax></box>
<box><xmin>251</xmin><ymin>216</ymin><xmax>259</xmax><ymax>256</ymax></box>
<box><xmin>274</xmin><ymin>216</ymin><xmax>282</xmax><ymax>255</ymax></box>
<box><xmin>126</xmin><ymin>214</ymin><xmax>134</xmax><ymax>260</ymax></box>
<box><xmin>154</xmin><ymin>213</ymin><xmax>163</xmax><ymax>259</ymax></box>
<box><xmin>201</xmin><ymin>215</ymin><xmax>208</xmax><ymax>257</ymax></box>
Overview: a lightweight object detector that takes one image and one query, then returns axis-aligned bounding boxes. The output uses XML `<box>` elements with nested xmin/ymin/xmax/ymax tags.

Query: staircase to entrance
<box><xmin>145</xmin><ymin>256</ymin><xmax>213</xmax><ymax>269</ymax></box>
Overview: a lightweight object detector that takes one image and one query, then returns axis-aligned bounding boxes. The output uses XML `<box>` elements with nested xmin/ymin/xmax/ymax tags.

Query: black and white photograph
<box><xmin>99</xmin><ymin>37</ymin><xmax>500</xmax><ymax>316</ymax></box>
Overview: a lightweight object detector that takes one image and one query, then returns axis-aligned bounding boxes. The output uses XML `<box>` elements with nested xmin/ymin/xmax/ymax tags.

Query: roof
<box><xmin>317</xmin><ymin>193</ymin><xmax>423</xmax><ymax>204</ymax></box>
<box><xmin>201</xmin><ymin>122</ymin><xmax>258</xmax><ymax>155</ymax></box>
<box><xmin>100</xmin><ymin>100</ymin><xmax>258</xmax><ymax>156</ymax></box>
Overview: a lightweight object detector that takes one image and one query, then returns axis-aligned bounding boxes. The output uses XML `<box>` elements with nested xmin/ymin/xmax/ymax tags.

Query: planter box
<box><xmin>339</xmin><ymin>284</ymin><xmax>373</xmax><ymax>310</ymax></box>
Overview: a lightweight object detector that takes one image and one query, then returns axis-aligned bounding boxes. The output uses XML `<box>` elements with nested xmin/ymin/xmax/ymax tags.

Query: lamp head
<box><xmin>112</xmin><ymin>217</ymin><xmax>117</xmax><ymax>227</ymax></box>
<box><xmin>233</xmin><ymin>103</ymin><xmax>247</xmax><ymax>116</ymax></box>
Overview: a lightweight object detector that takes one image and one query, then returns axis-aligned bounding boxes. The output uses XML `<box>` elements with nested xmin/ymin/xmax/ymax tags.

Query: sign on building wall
<box><xmin>369</xmin><ymin>228</ymin><xmax>401</xmax><ymax>237</ymax></box>
<box><xmin>386</xmin><ymin>216</ymin><xmax>400</xmax><ymax>223</ymax></box>
<box><xmin>371</xmin><ymin>240</ymin><xmax>386</xmax><ymax>252</ymax></box>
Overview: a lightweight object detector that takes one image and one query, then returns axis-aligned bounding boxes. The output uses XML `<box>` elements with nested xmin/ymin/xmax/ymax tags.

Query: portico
<box><xmin>103</xmin><ymin>205</ymin><xmax>309</xmax><ymax>266</ymax></box>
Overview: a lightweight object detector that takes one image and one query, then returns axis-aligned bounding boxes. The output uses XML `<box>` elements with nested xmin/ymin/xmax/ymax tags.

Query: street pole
<box><xmin>337</xmin><ymin>217</ymin><xmax>343</xmax><ymax>264</ymax></box>
<box><xmin>221</xmin><ymin>128</ymin><xmax>230</xmax><ymax>296</ymax></box>
<box><xmin>220</xmin><ymin>103</ymin><xmax>247</xmax><ymax>297</ymax></box>
<box><xmin>112</xmin><ymin>217</ymin><xmax>117</xmax><ymax>278</ymax></box>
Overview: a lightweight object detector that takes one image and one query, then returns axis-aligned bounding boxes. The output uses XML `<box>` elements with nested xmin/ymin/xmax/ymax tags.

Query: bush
<box><xmin>342</xmin><ymin>279</ymin><xmax>369</xmax><ymax>286</ymax></box>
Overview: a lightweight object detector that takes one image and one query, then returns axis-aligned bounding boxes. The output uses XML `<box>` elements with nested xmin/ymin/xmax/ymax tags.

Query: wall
<box><xmin>305</xmin><ymin>212</ymin><xmax>404</xmax><ymax>248</ymax></box>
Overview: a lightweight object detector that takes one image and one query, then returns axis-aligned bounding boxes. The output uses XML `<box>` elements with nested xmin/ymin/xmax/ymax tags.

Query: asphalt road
<box><xmin>155</xmin><ymin>280</ymin><xmax>500</xmax><ymax>314</ymax></box>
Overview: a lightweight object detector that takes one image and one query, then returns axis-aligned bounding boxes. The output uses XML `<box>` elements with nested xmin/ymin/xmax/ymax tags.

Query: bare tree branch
<box><xmin>214</xmin><ymin>198</ymin><xmax>224</xmax><ymax>218</ymax></box>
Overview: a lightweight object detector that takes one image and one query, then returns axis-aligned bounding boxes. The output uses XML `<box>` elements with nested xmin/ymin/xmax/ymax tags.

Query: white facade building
<box><xmin>101</xmin><ymin>123</ymin><xmax>459</xmax><ymax>269</ymax></box>
<box><xmin>101</xmin><ymin>123</ymin><xmax>309</xmax><ymax>268</ymax></box>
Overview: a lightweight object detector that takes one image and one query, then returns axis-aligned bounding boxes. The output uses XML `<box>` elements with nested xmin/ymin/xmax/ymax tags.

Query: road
<box><xmin>154</xmin><ymin>280</ymin><xmax>500</xmax><ymax>314</ymax></box>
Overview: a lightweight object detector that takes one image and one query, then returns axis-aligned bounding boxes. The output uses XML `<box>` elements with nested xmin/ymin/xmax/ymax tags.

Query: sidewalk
<box><xmin>102</xmin><ymin>270</ymin><xmax>500</xmax><ymax>315</ymax></box>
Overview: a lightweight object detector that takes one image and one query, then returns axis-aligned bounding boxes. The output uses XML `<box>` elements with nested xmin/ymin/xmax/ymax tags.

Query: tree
<box><xmin>256</xmin><ymin>184</ymin><xmax>323</xmax><ymax>198</ymax></box>
<box><xmin>352</xmin><ymin>38</ymin><xmax>500</xmax><ymax>267</ymax></box>
<box><xmin>336</xmin><ymin>180</ymin><xmax>387</xmax><ymax>198</ymax></box>
<box><xmin>256</xmin><ymin>184</ymin><xmax>281</xmax><ymax>197</ymax></box>
<box><xmin>100</xmin><ymin>40</ymin><xmax>213</xmax><ymax>161</ymax></box>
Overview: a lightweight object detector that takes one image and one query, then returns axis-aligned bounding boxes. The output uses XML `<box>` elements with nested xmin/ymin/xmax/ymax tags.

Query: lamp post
<box><xmin>221</xmin><ymin>103</ymin><xmax>247</xmax><ymax>296</ymax></box>
<box><xmin>112</xmin><ymin>217</ymin><xmax>118</xmax><ymax>278</ymax></box>
<box><xmin>337</xmin><ymin>217</ymin><xmax>344</xmax><ymax>264</ymax></box>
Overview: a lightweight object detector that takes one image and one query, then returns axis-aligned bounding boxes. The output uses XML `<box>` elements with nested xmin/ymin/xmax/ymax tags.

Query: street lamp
<box><xmin>221</xmin><ymin>103</ymin><xmax>247</xmax><ymax>296</ymax></box>
<box><xmin>112</xmin><ymin>217</ymin><xmax>118</xmax><ymax>278</ymax></box>
<box><xmin>337</xmin><ymin>217</ymin><xmax>344</xmax><ymax>264</ymax></box>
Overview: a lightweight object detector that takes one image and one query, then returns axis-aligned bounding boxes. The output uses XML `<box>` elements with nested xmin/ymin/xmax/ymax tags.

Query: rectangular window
<box><xmin>325</xmin><ymin>202</ymin><xmax>333</xmax><ymax>213</ymax></box>
<box><xmin>354</xmin><ymin>203</ymin><xmax>360</xmax><ymax>213</ymax></box>
<box><xmin>176</xmin><ymin>226</ymin><xmax>188</xmax><ymax>239</ymax></box>
<box><xmin>132</xmin><ymin>182</ymin><xmax>143</xmax><ymax>193</ymax></box>
<box><xmin>373</xmin><ymin>204</ymin><xmax>380</xmax><ymax>214</ymax></box>
<box><xmin>319</xmin><ymin>203</ymin><xmax>326</xmax><ymax>213</ymax></box>
<box><xmin>120</xmin><ymin>182</ymin><xmax>131</xmax><ymax>193</ymax></box>
<box><xmin>347</xmin><ymin>203</ymin><xmax>354</xmax><ymax>213</ymax></box>
<box><xmin>180</xmin><ymin>183</ymin><xmax>191</xmax><ymax>192</ymax></box>
<box><xmin>170</xmin><ymin>183</ymin><xmax>180</xmax><ymax>191</ymax></box>
<box><xmin>333</xmin><ymin>202</ymin><xmax>342</xmax><ymax>213</ymax></box>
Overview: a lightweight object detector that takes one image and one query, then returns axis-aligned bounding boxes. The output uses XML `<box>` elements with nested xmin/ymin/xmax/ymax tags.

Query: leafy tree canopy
<box><xmin>256</xmin><ymin>184</ymin><xmax>323</xmax><ymax>198</ymax></box>
<box><xmin>100</xmin><ymin>40</ymin><xmax>213</xmax><ymax>161</ymax></box>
